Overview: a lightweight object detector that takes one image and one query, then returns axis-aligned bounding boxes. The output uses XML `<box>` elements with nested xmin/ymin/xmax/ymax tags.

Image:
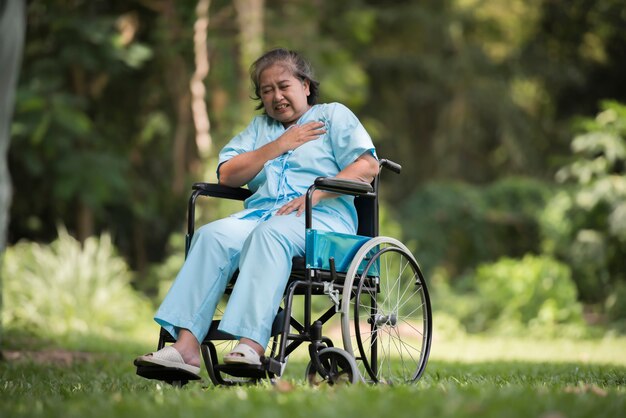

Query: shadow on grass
<box><xmin>423</xmin><ymin>360</ymin><xmax>626</xmax><ymax>388</ymax></box>
<box><xmin>1</xmin><ymin>327</ymin><xmax>154</xmax><ymax>364</ymax></box>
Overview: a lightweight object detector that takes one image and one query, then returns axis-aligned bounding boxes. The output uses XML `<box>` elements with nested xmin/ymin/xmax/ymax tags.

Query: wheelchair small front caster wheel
<box><xmin>305</xmin><ymin>347</ymin><xmax>361</xmax><ymax>385</ymax></box>
<box><xmin>169</xmin><ymin>380</ymin><xmax>188</xmax><ymax>388</ymax></box>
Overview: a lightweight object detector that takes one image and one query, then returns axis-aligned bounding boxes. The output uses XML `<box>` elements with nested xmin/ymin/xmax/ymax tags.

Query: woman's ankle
<box><xmin>240</xmin><ymin>338</ymin><xmax>264</xmax><ymax>356</ymax></box>
<box><xmin>172</xmin><ymin>329</ymin><xmax>201</xmax><ymax>365</ymax></box>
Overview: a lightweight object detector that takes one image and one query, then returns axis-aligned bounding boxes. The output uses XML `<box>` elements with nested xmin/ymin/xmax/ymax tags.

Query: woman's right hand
<box><xmin>276</xmin><ymin>121</ymin><xmax>326</xmax><ymax>153</ymax></box>
<box><xmin>219</xmin><ymin>121</ymin><xmax>326</xmax><ymax>188</ymax></box>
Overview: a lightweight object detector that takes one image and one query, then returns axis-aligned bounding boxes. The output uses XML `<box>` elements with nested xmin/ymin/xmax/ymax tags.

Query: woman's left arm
<box><xmin>276</xmin><ymin>152</ymin><xmax>379</xmax><ymax>216</ymax></box>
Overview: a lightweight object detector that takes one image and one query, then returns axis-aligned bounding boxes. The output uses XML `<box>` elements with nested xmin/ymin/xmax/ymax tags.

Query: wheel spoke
<box><xmin>393</xmin><ymin>272</ymin><xmax>419</xmax><ymax>311</ymax></box>
<box><xmin>399</xmin><ymin>317</ymin><xmax>426</xmax><ymax>338</ymax></box>
<box><xmin>396</xmin><ymin>287</ymin><xmax>425</xmax><ymax>316</ymax></box>
<box><xmin>388</xmin><ymin>328</ymin><xmax>423</xmax><ymax>358</ymax></box>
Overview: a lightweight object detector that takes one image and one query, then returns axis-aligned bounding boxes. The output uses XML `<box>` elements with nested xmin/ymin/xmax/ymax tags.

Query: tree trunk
<box><xmin>190</xmin><ymin>0</ymin><xmax>213</xmax><ymax>159</ymax></box>
<box><xmin>70</xmin><ymin>64</ymin><xmax>95</xmax><ymax>243</ymax></box>
<box><xmin>0</xmin><ymin>0</ymin><xmax>26</xmax><ymax>359</ymax></box>
<box><xmin>76</xmin><ymin>200</ymin><xmax>94</xmax><ymax>244</ymax></box>
<box><xmin>160</xmin><ymin>0</ymin><xmax>193</xmax><ymax>196</ymax></box>
<box><xmin>233</xmin><ymin>0</ymin><xmax>265</xmax><ymax>122</ymax></box>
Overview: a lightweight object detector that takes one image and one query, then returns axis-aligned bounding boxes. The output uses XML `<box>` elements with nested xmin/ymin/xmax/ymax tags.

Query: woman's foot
<box><xmin>134</xmin><ymin>345</ymin><xmax>201</xmax><ymax>376</ymax></box>
<box><xmin>171</xmin><ymin>329</ymin><xmax>202</xmax><ymax>368</ymax></box>
<box><xmin>240</xmin><ymin>338</ymin><xmax>264</xmax><ymax>356</ymax></box>
<box><xmin>171</xmin><ymin>342</ymin><xmax>201</xmax><ymax>368</ymax></box>
<box><xmin>223</xmin><ymin>338</ymin><xmax>265</xmax><ymax>365</ymax></box>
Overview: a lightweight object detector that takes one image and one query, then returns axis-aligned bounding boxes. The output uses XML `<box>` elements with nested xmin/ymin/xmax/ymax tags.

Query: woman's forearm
<box><xmin>335</xmin><ymin>152</ymin><xmax>379</xmax><ymax>184</ymax></box>
<box><xmin>218</xmin><ymin>140</ymin><xmax>284</xmax><ymax>187</ymax></box>
<box><xmin>312</xmin><ymin>153</ymin><xmax>380</xmax><ymax>203</ymax></box>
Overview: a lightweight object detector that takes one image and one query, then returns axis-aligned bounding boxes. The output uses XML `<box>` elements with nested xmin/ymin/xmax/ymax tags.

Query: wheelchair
<box><xmin>137</xmin><ymin>158</ymin><xmax>432</xmax><ymax>386</ymax></box>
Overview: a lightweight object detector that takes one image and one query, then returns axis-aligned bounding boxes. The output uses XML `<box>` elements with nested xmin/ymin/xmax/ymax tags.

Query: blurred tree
<box><xmin>524</xmin><ymin>0</ymin><xmax>626</xmax><ymax>119</ymax></box>
<box><xmin>340</xmin><ymin>0</ymin><xmax>626</xmax><ymax>203</ymax></box>
<box><xmin>190</xmin><ymin>0</ymin><xmax>213</xmax><ymax>159</ymax></box>
<box><xmin>0</xmin><ymin>0</ymin><xmax>26</xmax><ymax>359</ymax></box>
<box><xmin>234</xmin><ymin>0</ymin><xmax>264</xmax><ymax>123</ymax></box>
<box><xmin>10</xmin><ymin>1</ymin><xmax>153</xmax><ymax>243</ymax></box>
<box><xmin>357</xmin><ymin>0</ymin><xmax>545</xmax><ymax>200</ymax></box>
<box><xmin>8</xmin><ymin>0</ymin><xmax>193</xmax><ymax>287</ymax></box>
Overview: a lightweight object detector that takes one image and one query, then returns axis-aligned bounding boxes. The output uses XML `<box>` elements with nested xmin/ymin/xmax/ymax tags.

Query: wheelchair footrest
<box><xmin>136</xmin><ymin>365</ymin><xmax>202</xmax><ymax>384</ymax></box>
<box><xmin>216</xmin><ymin>363</ymin><xmax>272</xmax><ymax>379</ymax></box>
<box><xmin>215</xmin><ymin>356</ymin><xmax>283</xmax><ymax>379</ymax></box>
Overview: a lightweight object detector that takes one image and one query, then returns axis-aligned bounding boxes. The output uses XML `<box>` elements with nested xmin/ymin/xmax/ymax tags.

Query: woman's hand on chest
<box><xmin>274</xmin><ymin>121</ymin><xmax>326</xmax><ymax>153</ymax></box>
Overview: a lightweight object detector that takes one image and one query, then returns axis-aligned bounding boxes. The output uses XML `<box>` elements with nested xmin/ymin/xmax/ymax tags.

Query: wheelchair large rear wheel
<box><xmin>341</xmin><ymin>237</ymin><xmax>432</xmax><ymax>384</ymax></box>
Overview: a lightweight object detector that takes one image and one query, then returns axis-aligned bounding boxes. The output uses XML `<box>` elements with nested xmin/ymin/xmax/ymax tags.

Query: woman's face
<box><xmin>259</xmin><ymin>64</ymin><xmax>311</xmax><ymax>127</ymax></box>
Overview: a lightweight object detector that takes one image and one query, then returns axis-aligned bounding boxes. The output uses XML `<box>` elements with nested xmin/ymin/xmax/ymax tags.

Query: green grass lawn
<box><xmin>1</xmin><ymin>329</ymin><xmax>625</xmax><ymax>418</ymax></box>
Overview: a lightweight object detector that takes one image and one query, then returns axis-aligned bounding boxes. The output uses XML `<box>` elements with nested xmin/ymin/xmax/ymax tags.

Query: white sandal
<box><xmin>223</xmin><ymin>343</ymin><xmax>262</xmax><ymax>365</ymax></box>
<box><xmin>134</xmin><ymin>346</ymin><xmax>201</xmax><ymax>375</ymax></box>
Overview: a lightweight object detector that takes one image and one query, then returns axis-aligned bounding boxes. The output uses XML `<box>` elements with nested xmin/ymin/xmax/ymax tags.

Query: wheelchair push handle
<box><xmin>379</xmin><ymin>158</ymin><xmax>402</xmax><ymax>174</ymax></box>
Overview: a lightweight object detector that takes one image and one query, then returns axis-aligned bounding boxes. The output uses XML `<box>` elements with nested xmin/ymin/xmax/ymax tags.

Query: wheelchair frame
<box><xmin>141</xmin><ymin>159</ymin><xmax>432</xmax><ymax>386</ymax></box>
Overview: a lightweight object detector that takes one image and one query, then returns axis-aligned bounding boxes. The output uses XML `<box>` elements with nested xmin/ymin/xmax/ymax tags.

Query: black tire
<box><xmin>305</xmin><ymin>347</ymin><xmax>361</xmax><ymax>385</ymax></box>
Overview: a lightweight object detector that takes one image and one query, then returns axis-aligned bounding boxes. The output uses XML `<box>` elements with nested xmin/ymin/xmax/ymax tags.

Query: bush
<box><xmin>541</xmin><ymin>101</ymin><xmax>626</xmax><ymax>306</ymax></box>
<box><xmin>466</xmin><ymin>254</ymin><xmax>585</xmax><ymax>336</ymax></box>
<box><xmin>606</xmin><ymin>281</ymin><xmax>626</xmax><ymax>327</ymax></box>
<box><xmin>400</xmin><ymin>177</ymin><xmax>552</xmax><ymax>279</ymax></box>
<box><xmin>2</xmin><ymin>229</ymin><xmax>152</xmax><ymax>338</ymax></box>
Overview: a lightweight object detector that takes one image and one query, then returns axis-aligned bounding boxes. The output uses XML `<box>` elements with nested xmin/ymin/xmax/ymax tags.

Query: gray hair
<box><xmin>250</xmin><ymin>48</ymin><xmax>320</xmax><ymax>110</ymax></box>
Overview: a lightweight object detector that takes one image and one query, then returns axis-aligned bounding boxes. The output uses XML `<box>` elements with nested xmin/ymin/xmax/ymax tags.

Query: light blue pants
<box><xmin>154</xmin><ymin>211</ymin><xmax>349</xmax><ymax>348</ymax></box>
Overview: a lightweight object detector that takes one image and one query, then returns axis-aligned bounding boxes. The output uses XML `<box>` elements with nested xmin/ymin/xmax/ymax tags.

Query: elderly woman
<box><xmin>135</xmin><ymin>48</ymin><xmax>378</xmax><ymax>378</ymax></box>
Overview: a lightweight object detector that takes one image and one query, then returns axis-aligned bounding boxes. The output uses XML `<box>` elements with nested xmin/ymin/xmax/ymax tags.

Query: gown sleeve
<box><xmin>326</xmin><ymin>103</ymin><xmax>377</xmax><ymax>170</ymax></box>
<box><xmin>216</xmin><ymin>117</ymin><xmax>260</xmax><ymax>179</ymax></box>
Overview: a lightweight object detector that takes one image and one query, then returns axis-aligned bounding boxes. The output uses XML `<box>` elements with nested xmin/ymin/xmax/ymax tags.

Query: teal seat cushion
<box><xmin>305</xmin><ymin>229</ymin><xmax>375</xmax><ymax>274</ymax></box>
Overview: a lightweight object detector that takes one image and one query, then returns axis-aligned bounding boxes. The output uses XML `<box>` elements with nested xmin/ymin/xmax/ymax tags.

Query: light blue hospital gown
<box><xmin>155</xmin><ymin>103</ymin><xmax>377</xmax><ymax>347</ymax></box>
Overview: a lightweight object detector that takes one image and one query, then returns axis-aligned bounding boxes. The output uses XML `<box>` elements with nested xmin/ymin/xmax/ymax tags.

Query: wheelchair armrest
<box><xmin>313</xmin><ymin>177</ymin><xmax>373</xmax><ymax>196</ymax></box>
<box><xmin>305</xmin><ymin>177</ymin><xmax>376</xmax><ymax>229</ymax></box>
<box><xmin>192</xmin><ymin>182</ymin><xmax>252</xmax><ymax>201</ymax></box>
<box><xmin>186</xmin><ymin>184</ymin><xmax>252</xmax><ymax>246</ymax></box>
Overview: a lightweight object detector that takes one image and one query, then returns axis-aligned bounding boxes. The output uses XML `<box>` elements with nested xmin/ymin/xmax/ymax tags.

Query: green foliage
<box><xmin>466</xmin><ymin>254</ymin><xmax>585</xmax><ymax>336</ymax></box>
<box><xmin>605</xmin><ymin>281</ymin><xmax>626</xmax><ymax>332</ymax></box>
<box><xmin>1</xmin><ymin>229</ymin><xmax>152</xmax><ymax>337</ymax></box>
<box><xmin>9</xmin><ymin>1</ymin><xmax>191</xmax><ymax>281</ymax></box>
<box><xmin>542</xmin><ymin>101</ymin><xmax>626</xmax><ymax>306</ymax></box>
<box><xmin>557</xmin><ymin>101</ymin><xmax>626</xmax><ymax>239</ymax></box>
<box><xmin>360</xmin><ymin>0</ymin><xmax>554</xmax><ymax>196</ymax></box>
<box><xmin>10</xmin><ymin>2</ymin><xmax>154</xmax><ymax>225</ymax></box>
<box><xmin>401</xmin><ymin>176</ymin><xmax>552</xmax><ymax>278</ymax></box>
<box><xmin>351</xmin><ymin>0</ymin><xmax>626</xmax><ymax>205</ymax></box>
